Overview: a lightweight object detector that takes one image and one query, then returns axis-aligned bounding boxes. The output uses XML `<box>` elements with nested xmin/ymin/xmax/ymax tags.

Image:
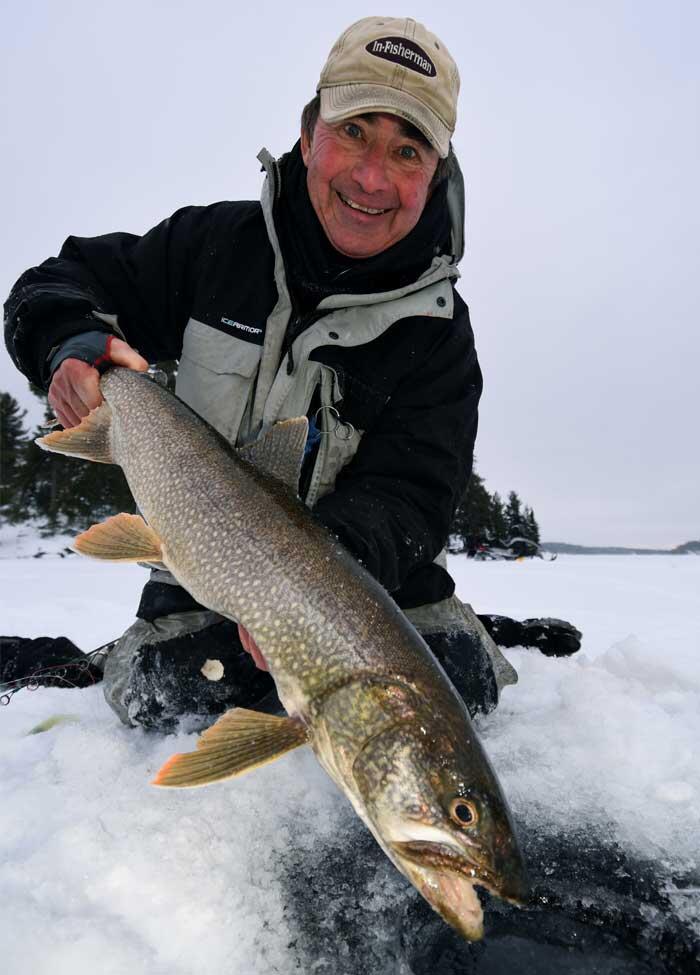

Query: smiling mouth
<box><xmin>337</xmin><ymin>191</ymin><xmax>388</xmax><ymax>216</ymax></box>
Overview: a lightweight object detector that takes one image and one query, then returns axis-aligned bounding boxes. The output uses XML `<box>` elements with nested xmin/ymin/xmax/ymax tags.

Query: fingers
<box><xmin>238</xmin><ymin>623</ymin><xmax>252</xmax><ymax>653</ymax></box>
<box><xmin>49</xmin><ymin>359</ymin><xmax>103</xmax><ymax>428</ymax></box>
<box><xmin>237</xmin><ymin>624</ymin><xmax>269</xmax><ymax>672</ymax></box>
<box><xmin>48</xmin><ymin>337</ymin><xmax>149</xmax><ymax>428</ymax></box>
<box><xmin>108</xmin><ymin>337</ymin><xmax>149</xmax><ymax>372</ymax></box>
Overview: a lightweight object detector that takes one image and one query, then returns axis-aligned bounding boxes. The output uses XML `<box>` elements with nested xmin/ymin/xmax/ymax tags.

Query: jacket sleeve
<box><xmin>3</xmin><ymin>204</ymin><xmax>226</xmax><ymax>388</ymax></box>
<box><xmin>313</xmin><ymin>298</ymin><xmax>482</xmax><ymax>595</ymax></box>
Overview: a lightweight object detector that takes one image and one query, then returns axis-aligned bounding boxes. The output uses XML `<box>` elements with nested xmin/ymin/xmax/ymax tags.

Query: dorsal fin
<box><xmin>236</xmin><ymin>417</ymin><xmax>308</xmax><ymax>493</ymax></box>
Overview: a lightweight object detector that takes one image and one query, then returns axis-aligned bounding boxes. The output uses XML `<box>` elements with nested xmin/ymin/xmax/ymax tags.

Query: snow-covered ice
<box><xmin>451</xmin><ymin>555</ymin><xmax>700</xmax><ymax>864</ymax></box>
<box><xmin>1</xmin><ymin>534</ymin><xmax>699</xmax><ymax>973</ymax></box>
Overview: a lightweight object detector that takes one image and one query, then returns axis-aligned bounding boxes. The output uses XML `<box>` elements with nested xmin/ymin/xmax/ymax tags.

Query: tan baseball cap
<box><xmin>317</xmin><ymin>16</ymin><xmax>459</xmax><ymax>158</ymax></box>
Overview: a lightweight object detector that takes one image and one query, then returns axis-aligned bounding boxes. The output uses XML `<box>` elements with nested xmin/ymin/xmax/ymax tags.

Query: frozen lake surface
<box><xmin>1</xmin><ymin>528</ymin><xmax>699</xmax><ymax>973</ymax></box>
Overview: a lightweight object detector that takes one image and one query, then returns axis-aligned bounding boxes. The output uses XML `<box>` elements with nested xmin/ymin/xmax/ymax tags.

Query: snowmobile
<box><xmin>473</xmin><ymin>537</ymin><xmax>557</xmax><ymax>561</ymax></box>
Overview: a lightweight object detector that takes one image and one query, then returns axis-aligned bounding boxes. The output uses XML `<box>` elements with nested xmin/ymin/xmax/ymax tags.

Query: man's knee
<box><xmin>423</xmin><ymin>628</ymin><xmax>499</xmax><ymax>716</ymax></box>
<box><xmin>103</xmin><ymin>612</ymin><xmax>273</xmax><ymax>732</ymax></box>
<box><xmin>405</xmin><ymin>595</ymin><xmax>518</xmax><ymax>717</ymax></box>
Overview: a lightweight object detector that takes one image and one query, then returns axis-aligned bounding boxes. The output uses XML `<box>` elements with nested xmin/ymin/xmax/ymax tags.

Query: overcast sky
<box><xmin>1</xmin><ymin>0</ymin><xmax>698</xmax><ymax>547</ymax></box>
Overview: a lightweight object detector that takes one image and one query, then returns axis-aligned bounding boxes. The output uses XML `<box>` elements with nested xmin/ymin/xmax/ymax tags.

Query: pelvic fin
<box><xmin>151</xmin><ymin>707</ymin><xmax>309</xmax><ymax>787</ymax></box>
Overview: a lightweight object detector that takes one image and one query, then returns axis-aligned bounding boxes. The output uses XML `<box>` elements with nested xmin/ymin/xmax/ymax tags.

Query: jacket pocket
<box><xmin>305</xmin><ymin>364</ymin><xmax>363</xmax><ymax>506</ymax></box>
<box><xmin>176</xmin><ymin>318</ymin><xmax>262</xmax><ymax>443</ymax></box>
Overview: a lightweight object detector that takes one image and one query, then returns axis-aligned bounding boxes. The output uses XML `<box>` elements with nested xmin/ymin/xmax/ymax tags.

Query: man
<box><xmin>4</xmin><ymin>16</ymin><xmax>518</xmax><ymax>730</ymax></box>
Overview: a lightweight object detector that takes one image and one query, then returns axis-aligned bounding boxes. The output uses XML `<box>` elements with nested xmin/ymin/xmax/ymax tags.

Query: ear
<box><xmin>300</xmin><ymin>126</ymin><xmax>311</xmax><ymax>165</ymax></box>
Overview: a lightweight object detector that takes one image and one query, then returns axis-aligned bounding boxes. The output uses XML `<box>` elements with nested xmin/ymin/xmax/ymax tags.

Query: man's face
<box><xmin>300</xmin><ymin>113</ymin><xmax>440</xmax><ymax>259</ymax></box>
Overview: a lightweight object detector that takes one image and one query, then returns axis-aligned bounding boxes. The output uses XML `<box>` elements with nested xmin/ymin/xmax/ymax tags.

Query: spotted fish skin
<box><xmin>100</xmin><ymin>369</ymin><xmax>403</xmax><ymax>711</ymax></box>
<box><xmin>51</xmin><ymin>367</ymin><xmax>527</xmax><ymax>939</ymax></box>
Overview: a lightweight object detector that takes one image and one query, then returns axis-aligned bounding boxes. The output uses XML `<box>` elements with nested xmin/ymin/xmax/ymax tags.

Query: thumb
<box><xmin>108</xmin><ymin>336</ymin><xmax>149</xmax><ymax>372</ymax></box>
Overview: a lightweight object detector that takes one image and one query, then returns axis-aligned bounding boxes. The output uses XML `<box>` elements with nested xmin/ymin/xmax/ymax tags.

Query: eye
<box><xmin>398</xmin><ymin>145</ymin><xmax>418</xmax><ymax>160</ymax></box>
<box><xmin>449</xmin><ymin>797</ymin><xmax>478</xmax><ymax>827</ymax></box>
<box><xmin>344</xmin><ymin>122</ymin><xmax>362</xmax><ymax>139</ymax></box>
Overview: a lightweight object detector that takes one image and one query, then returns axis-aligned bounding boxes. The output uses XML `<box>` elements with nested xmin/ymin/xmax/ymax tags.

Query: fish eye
<box><xmin>449</xmin><ymin>797</ymin><xmax>478</xmax><ymax>827</ymax></box>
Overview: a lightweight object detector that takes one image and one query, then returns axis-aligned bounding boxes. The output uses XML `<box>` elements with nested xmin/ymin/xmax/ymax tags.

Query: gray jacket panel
<box><xmin>176</xmin><ymin>148</ymin><xmax>461</xmax><ymax>502</ymax></box>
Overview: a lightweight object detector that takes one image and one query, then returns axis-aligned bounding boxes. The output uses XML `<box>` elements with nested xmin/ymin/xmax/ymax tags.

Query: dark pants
<box><xmin>3</xmin><ymin>605</ymin><xmax>581</xmax><ymax>735</ymax></box>
<box><xmin>100</xmin><ymin>617</ymin><xmax>500</xmax><ymax>733</ymax></box>
<box><xmin>4</xmin><ymin>591</ymin><xmax>533</xmax><ymax>733</ymax></box>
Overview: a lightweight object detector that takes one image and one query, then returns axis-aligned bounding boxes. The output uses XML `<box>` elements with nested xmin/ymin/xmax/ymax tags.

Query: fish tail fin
<box><xmin>36</xmin><ymin>401</ymin><xmax>114</xmax><ymax>464</ymax></box>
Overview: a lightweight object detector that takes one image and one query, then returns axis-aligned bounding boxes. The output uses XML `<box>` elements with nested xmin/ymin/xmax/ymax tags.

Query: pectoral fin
<box><xmin>73</xmin><ymin>513</ymin><xmax>164</xmax><ymax>562</ymax></box>
<box><xmin>151</xmin><ymin>708</ymin><xmax>309</xmax><ymax>788</ymax></box>
<box><xmin>36</xmin><ymin>401</ymin><xmax>114</xmax><ymax>464</ymax></box>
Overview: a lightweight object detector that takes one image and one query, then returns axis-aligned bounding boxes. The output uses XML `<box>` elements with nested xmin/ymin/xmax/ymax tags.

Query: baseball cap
<box><xmin>317</xmin><ymin>16</ymin><xmax>459</xmax><ymax>158</ymax></box>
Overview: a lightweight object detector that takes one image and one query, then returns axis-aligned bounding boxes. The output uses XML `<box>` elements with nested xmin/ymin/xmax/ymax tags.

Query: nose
<box><xmin>350</xmin><ymin>144</ymin><xmax>392</xmax><ymax>196</ymax></box>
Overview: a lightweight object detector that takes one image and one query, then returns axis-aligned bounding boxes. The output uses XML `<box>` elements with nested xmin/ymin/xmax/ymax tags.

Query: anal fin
<box><xmin>36</xmin><ymin>401</ymin><xmax>114</xmax><ymax>464</ymax></box>
<box><xmin>74</xmin><ymin>513</ymin><xmax>164</xmax><ymax>563</ymax></box>
<box><xmin>151</xmin><ymin>707</ymin><xmax>309</xmax><ymax>788</ymax></box>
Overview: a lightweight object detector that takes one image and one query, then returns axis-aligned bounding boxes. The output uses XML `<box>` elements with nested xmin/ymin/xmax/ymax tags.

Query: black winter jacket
<box><xmin>4</xmin><ymin>154</ymin><xmax>482</xmax><ymax>609</ymax></box>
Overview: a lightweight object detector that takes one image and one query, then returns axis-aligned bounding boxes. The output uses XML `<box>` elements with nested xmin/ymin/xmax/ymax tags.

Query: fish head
<box><xmin>349</xmin><ymin>685</ymin><xmax>528</xmax><ymax>940</ymax></box>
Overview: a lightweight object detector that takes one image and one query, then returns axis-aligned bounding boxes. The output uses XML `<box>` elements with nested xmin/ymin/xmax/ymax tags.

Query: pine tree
<box><xmin>449</xmin><ymin>470</ymin><xmax>544</xmax><ymax>556</ymax></box>
<box><xmin>523</xmin><ymin>505</ymin><xmax>540</xmax><ymax>544</ymax></box>
<box><xmin>490</xmin><ymin>492</ymin><xmax>507</xmax><ymax>544</ymax></box>
<box><xmin>504</xmin><ymin>491</ymin><xmax>524</xmax><ymax>539</ymax></box>
<box><xmin>0</xmin><ymin>392</ymin><xmax>30</xmax><ymax>522</ymax></box>
<box><xmin>451</xmin><ymin>468</ymin><xmax>493</xmax><ymax>553</ymax></box>
<box><xmin>14</xmin><ymin>389</ymin><xmax>135</xmax><ymax>534</ymax></box>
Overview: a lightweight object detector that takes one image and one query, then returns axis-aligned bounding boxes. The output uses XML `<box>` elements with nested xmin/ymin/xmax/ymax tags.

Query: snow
<box><xmin>1</xmin><ymin>538</ymin><xmax>699</xmax><ymax>973</ymax></box>
<box><xmin>450</xmin><ymin>555</ymin><xmax>700</xmax><ymax>859</ymax></box>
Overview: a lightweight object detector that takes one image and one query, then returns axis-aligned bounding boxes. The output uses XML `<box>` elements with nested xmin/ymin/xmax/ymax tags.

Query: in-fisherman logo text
<box><xmin>366</xmin><ymin>37</ymin><xmax>436</xmax><ymax>77</ymax></box>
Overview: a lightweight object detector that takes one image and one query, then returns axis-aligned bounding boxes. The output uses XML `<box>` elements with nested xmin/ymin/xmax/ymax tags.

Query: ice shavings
<box><xmin>449</xmin><ymin>555</ymin><xmax>700</xmax><ymax>880</ymax></box>
<box><xmin>479</xmin><ymin>643</ymin><xmax>700</xmax><ymax>866</ymax></box>
<box><xmin>0</xmin><ymin>681</ymin><xmax>344</xmax><ymax>975</ymax></box>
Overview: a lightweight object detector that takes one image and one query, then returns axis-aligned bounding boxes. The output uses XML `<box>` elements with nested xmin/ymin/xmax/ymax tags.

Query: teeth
<box><xmin>339</xmin><ymin>193</ymin><xmax>386</xmax><ymax>215</ymax></box>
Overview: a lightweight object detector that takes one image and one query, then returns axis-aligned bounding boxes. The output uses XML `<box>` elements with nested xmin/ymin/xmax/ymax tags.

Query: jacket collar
<box><xmin>256</xmin><ymin>146</ymin><xmax>463</xmax><ymax>308</ymax></box>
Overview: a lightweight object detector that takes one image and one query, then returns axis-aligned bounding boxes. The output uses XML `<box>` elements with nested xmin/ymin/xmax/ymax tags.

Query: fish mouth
<box><xmin>392</xmin><ymin>839</ymin><xmax>527</xmax><ymax>940</ymax></box>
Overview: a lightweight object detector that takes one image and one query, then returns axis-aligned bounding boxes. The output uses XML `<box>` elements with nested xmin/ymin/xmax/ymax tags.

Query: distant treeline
<box><xmin>1</xmin><ymin>387</ymin><xmax>540</xmax><ymax>549</ymax></box>
<box><xmin>448</xmin><ymin>468</ymin><xmax>540</xmax><ymax>555</ymax></box>
<box><xmin>542</xmin><ymin>541</ymin><xmax>700</xmax><ymax>556</ymax></box>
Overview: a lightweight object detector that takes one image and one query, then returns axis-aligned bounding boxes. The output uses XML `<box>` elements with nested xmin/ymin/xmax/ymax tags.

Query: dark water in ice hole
<box><xmin>279</xmin><ymin>816</ymin><xmax>700</xmax><ymax>975</ymax></box>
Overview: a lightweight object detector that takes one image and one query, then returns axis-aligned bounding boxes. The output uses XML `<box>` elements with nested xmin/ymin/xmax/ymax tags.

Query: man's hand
<box><xmin>238</xmin><ymin>624</ymin><xmax>269</xmax><ymax>672</ymax></box>
<box><xmin>48</xmin><ymin>337</ymin><xmax>149</xmax><ymax>428</ymax></box>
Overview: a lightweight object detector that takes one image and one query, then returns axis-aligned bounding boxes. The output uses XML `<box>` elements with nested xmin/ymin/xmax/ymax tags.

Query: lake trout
<box><xmin>38</xmin><ymin>366</ymin><xmax>527</xmax><ymax>939</ymax></box>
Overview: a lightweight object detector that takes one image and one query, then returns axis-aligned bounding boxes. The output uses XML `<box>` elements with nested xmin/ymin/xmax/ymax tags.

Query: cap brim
<box><xmin>320</xmin><ymin>85</ymin><xmax>451</xmax><ymax>158</ymax></box>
